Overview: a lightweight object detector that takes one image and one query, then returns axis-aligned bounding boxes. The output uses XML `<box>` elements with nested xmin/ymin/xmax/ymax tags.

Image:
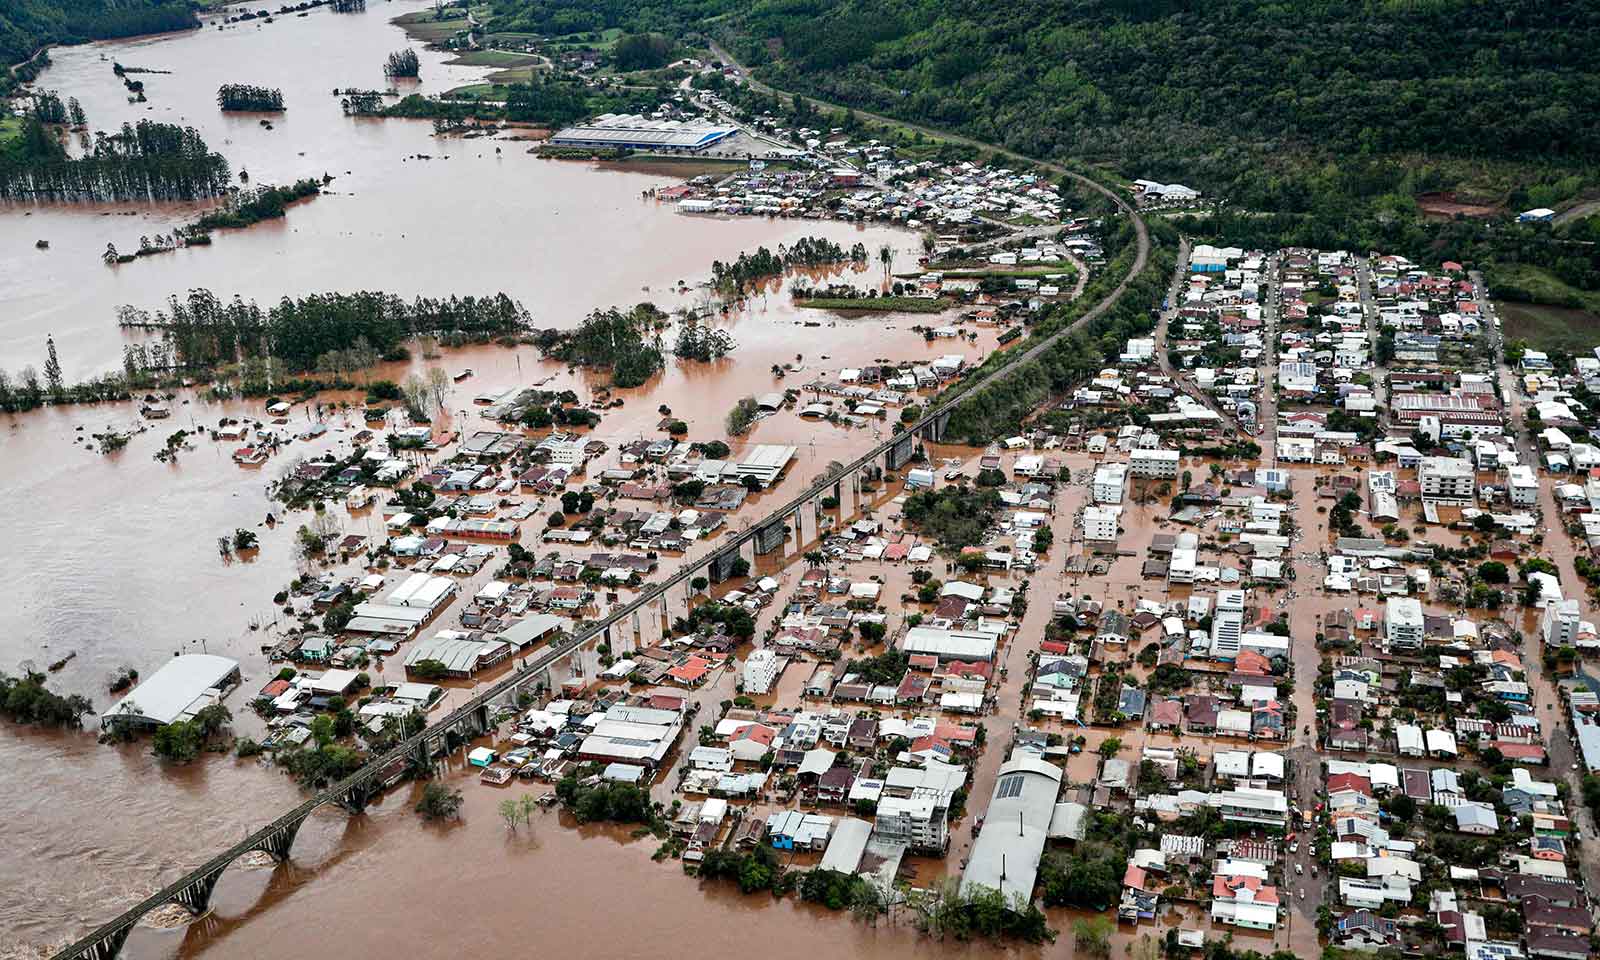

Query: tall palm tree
<box><xmin>878</xmin><ymin>243</ymin><xmax>894</xmax><ymax>287</ymax></box>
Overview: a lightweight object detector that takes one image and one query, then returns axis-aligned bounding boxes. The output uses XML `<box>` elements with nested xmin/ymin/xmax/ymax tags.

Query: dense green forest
<box><xmin>485</xmin><ymin>1</ymin><xmax>1597</xmax><ymax>198</ymax></box>
<box><xmin>484</xmin><ymin>0</ymin><xmax>1599</xmax><ymax>307</ymax></box>
<box><xmin>723</xmin><ymin>2</ymin><xmax>1598</xmax><ymax>203</ymax></box>
<box><xmin>0</xmin><ymin>0</ymin><xmax>198</xmax><ymax>89</ymax></box>
<box><xmin>481</xmin><ymin>0</ymin><xmax>725</xmax><ymax>39</ymax></box>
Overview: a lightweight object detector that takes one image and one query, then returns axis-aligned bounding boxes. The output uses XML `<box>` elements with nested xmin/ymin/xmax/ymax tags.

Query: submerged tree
<box><xmin>725</xmin><ymin>395</ymin><xmax>760</xmax><ymax>436</ymax></box>
<box><xmin>217</xmin><ymin>84</ymin><xmax>285</xmax><ymax>111</ymax></box>
<box><xmin>42</xmin><ymin>336</ymin><xmax>63</xmax><ymax>400</ymax></box>
<box><xmin>384</xmin><ymin>48</ymin><xmax>420</xmax><ymax>79</ymax></box>
<box><xmin>672</xmin><ymin>321</ymin><xmax>735</xmax><ymax>362</ymax></box>
<box><xmin>416</xmin><ymin>782</ymin><xmax>463</xmax><ymax>820</ymax></box>
<box><xmin>543</xmin><ymin>303</ymin><xmax>665</xmax><ymax>388</ymax></box>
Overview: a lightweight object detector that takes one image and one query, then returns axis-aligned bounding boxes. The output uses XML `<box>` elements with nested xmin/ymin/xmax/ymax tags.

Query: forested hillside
<box><xmin>0</xmin><ymin>0</ymin><xmax>198</xmax><ymax>84</ymax></box>
<box><xmin>726</xmin><ymin>0</ymin><xmax>1598</xmax><ymax>199</ymax></box>
<box><xmin>489</xmin><ymin>0</ymin><xmax>1597</xmax><ymax>206</ymax></box>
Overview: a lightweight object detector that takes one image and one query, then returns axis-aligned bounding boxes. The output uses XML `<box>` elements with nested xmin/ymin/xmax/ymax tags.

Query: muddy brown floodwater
<box><xmin>0</xmin><ymin>3</ymin><xmax>1032</xmax><ymax>957</ymax></box>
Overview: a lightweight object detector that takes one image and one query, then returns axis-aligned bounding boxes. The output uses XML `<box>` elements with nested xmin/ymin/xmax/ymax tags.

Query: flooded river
<box><xmin>0</xmin><ymin>4</ymin><xmax>1003</xmax><ymax>956</ymax></box>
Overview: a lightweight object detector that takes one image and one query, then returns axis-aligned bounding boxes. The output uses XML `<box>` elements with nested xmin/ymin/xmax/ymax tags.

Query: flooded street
<box><xmin>7</xmin><ymin>6</ymin><xmax>1580</xmax><ymax>960</ymax></box>
<box><xmin>0</xmin><ymin>4</ymin><xmax>991</xmax><ymax>955</ymax></box>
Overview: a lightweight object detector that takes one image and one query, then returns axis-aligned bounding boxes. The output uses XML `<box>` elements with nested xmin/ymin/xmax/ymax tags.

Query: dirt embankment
<box><xmin>1416</xmin><ymin>192</ymin><xmax>1502</xmax><ymax>220</ymax></box>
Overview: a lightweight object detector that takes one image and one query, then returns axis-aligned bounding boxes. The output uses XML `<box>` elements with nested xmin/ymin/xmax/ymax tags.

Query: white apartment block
<box><xmin>874</xmin><ymin>792</ymin><xmax>949</xmax><ymax>853</ymax></box>
<box><xmin>1082</xmin><ymin>505</ymin><xmax>1121</xmax><ymax>543</ymax></box>
<box><xmin>1418</xmin><ymin>456</ymin><xmax>1475</xmax><ymax>500</ymax></box>
<box><xmin>1386</xmin><ymin>597</ymin><xmax>1425</xmax><ymax>651</ymax></box>
<box><xmin>1093</xmin><ymin>462</ymin><xmax>1128</xmax><ymax>504</ymax></box>
<box><xmin>1506</xmin><ymin>464</ymin><xmax>1538</xmax><ymax>506</ymax></box>
<box><xmin>1129</xmin><ymin>448</ymin><xmax>1180</xmax><ymax>479</ymax></box>
<box><xmin>1542</xmin><ymin>599</ymin><xmax>1580</xmax><ymax>648</ymax></box>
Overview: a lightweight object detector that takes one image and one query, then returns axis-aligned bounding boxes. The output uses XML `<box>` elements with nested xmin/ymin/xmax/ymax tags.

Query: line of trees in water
<box><xmin>710</xmin><ymin>237</ymin><xmax>866</xmax><ymax>296</ymax></box>
<box><xmin>119</xmin><ymin>289</ymin><xmax>534</xmax><ymax>372</ymax></box>
<box><xmin>339</xmin><ymin>89</ymin><xmax>386</xmax><ymax>115</ymax></box>
<box><xmin>185</xmin><ymin>177</ymin><xmax>325</xmax><ymax>233</ymax></box>
<box><xmin>217</xmin><ymin>84</ymin><xmax>285</xmax><ymax>111</ymax></box>
<box><xmin>0</xmin><ymin>335</ymin><xmax>134</xmax><ymax>413</ymax></box>
<box><xmin>0</xmin><ymin>119</ymin><xmax>230</xmax><ymax>202</ymax></box>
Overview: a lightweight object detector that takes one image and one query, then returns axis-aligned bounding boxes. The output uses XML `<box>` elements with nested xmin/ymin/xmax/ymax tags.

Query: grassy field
<box><xmin>391</xmin><ymin>11</ymin><xmax>469</xmax><ymax>42</ymax></box>
<box><xmin>447</xmin><ymin>49</ymin><xmax>541</xmax><ymax>68</ymax></box>
<box><xmin>1499</xmin><ymin>302</ymin><xmax>1600</xmax><ymax>354</ymax></box>
<box><xmin>441</xmin><ymin>82</ymin><xmax>505</xmax><ymax>100</ymax></box>
<box><xmin>1491</xmin><ymin>262</ymin><xmax>1600</xmax><ymax>352</ymax></box>
<box><xmin>796</xmin><ymin>297</ymin><xmax>952</xmax><ymax>314</ymax></box>
<box><xmin>0</xmin><ymin>115</ymin><xmax>23</xmax><ymax>148</ymax></box>
<box><xmin>543</xmin><ymin>27</ymin><xmax>623</xmax><ymax>52</ymax></box>
<box><xmin>441</xmin><ymin>61</ymin><xmax>539</xmax><ymax>97</ymax></box>
<box><xmin>1491</xmin><ymin>262</ymin><xmax>1600</xmax><ymax>311</ymax></box>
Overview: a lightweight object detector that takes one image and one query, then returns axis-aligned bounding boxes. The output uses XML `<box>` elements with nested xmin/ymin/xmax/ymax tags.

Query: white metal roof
<box><xmin>960</xmin><ymin>752</ymin><xmax>1062</xmax><ymax>903</ymax></box>
<box><xmin>107</xmin><ymin>654</ymin><xmax>238</xmax><ymax>726</ymax></box>
<box><xmin>902</xmin><ymin>626</ymin><xmax>999</xmax><ymax>661</ymax></box>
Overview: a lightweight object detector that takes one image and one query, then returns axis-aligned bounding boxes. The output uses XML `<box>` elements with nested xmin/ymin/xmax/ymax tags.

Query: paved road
<box><xmin>1149</xmin><ymin>239</ymin><xmax>1252</xmax><ymax>434</ymax></box>
<box><xmin>1357</xmin><ymin>258</ymin><xmax>1389</xmax><ymax>412</ymax></box>
<box><xmin>1554</xmin><ymin>199</ymin><xmax>1600</xmax><ymax>226</ymax></box>
<box><xmin>1255</xmin><ymin>252</ymin><xmax>1281</xmax><ymax>449</ymax></box>
<box><xmin>1473</xmin><ymin>268</ymin><xmax>1600</xmax><ymax>901</ymax></box>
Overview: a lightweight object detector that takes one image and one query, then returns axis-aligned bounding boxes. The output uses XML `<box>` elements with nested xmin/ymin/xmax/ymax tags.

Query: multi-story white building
<box><xmin>1129</xmin><ymin>448</ymin><xmax>1180</xmax><ymax>479</ymax></box>
<box><xmin>741</xmin><ymin>649</ymin><xmax>785</xmax><ymax>695</ymax></box>
<box><xmin>874</xmin><ymin>791</ymin><xmax>949</xmax><ymax>853</ymax></box>
<box><xmin>1418</xmin><ymin>456</ymin><xmax>1475</xmax><ymax>500</ymax></box>
<box><xmin>1542</xmin><ymin>599</ymin><xmax>1581</xmax><ymax>648</ymax></box>
<box><xmin>1093</xmin><ymin>462</ymin><xmax>1128</xmax><ymax>504</ymax></box>
<box><xmin>1385</xmin><ymin>597</ymin><xmax>1425</xmax><ymax>650</ymax></box>
<box><xmin>1210</xmin><ymin>610</ymin><xmax>1244</xmax><ymax>659</ymax></box>
<box><xmin>1506</xmin><ymin>464</ymin><xmax>1539</xmax><ymax>506</ymax></box>
<box><xmin>1082</xmin><ymin>505</ymin><xmax>1121</xmax><ymax>543</ymax></box>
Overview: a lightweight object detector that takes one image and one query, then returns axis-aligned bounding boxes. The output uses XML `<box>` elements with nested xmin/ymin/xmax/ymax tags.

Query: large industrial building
<box><xmin>103</xmin><ymin>654</ymin><xmax>240</xmax><ymax>730</ymax></box>
<box><xmin>959</xmin><ymin>752</ymin><xmax>1063</xmax><ymax>902</ymax></box>
<box><xmin>548</xmin><ymin>114</ymin><xmax>738</xmax><ymax>153</ymax></box>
